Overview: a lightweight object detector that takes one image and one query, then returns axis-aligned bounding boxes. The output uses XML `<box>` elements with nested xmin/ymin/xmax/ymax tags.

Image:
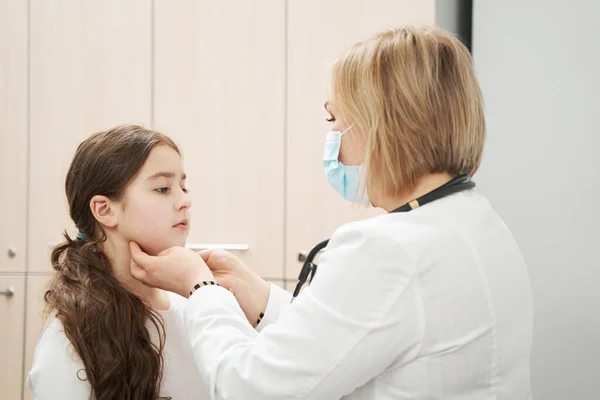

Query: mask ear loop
<box><xmin>339</xmin><ymin>124</ymin><xmax>355</xmax><ymax>137</ymax></box>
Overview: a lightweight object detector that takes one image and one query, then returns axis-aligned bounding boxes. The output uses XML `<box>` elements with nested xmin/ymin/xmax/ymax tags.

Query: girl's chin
<box><xmin>138</xmin><ymin>239</ymin><xmax>187</xmax><ymax>257</ymax></box>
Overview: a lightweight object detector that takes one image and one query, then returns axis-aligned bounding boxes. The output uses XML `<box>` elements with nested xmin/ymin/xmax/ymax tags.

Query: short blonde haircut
<box><xmin>331</xmin><ymin>25</ymin><xmax>485</xmax><ymax>198</ymax></box>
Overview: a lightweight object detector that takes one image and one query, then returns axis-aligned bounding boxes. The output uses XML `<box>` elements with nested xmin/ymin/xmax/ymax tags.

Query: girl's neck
<box><xmin>102</xmin><ymin>235</ymin><xmax>170</xmax><ymax>311</ymax></box>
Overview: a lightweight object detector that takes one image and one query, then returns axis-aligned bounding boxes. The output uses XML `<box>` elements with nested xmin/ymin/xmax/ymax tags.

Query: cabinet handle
<box><xmin>0</xmin><ymin>286</ymin><xmax>14</xmax><ymax>298</ymax></box>
<box><xmin>298</xmin><ymin>248</ymin><xmax>325</xmax><ymax>262</ymax></box>
<box><xmin>186</xmin><ymin>244</ymin><xmax>249</xmax><ymax>251</ymax></box>
<box><xmin>298</xmin><ymin>251</ymin><xmax>308</xmax><ymax>262</ymax></box>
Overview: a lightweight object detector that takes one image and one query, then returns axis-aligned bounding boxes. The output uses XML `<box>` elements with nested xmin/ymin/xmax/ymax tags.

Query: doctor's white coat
<box><xmin>185</xmin><ymin>191</ymin><xmax>533</xmax><ymax>400</ymax></box>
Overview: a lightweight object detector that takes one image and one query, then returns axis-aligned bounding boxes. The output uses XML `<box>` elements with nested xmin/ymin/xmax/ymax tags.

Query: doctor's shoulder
<box><xmin>325</xmin><ymin>190</ymin><xmax>483</xmax><ymax>263</ymax></box>
<box><xmin>326</xmin><ymin>210</ymin><xmax>436</xmax><ymax>256</ymax></box>
<box><xmin>321</xmin><ymin>213</ymin><xmax>429</xmax><ymax>277</ymax></box>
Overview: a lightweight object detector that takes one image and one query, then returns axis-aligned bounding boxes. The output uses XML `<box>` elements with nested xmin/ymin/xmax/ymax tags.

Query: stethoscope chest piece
<box><xmin>291</xmin><ymin>239</ymin><xmax>329</xmax><ymax>302</ymax></box>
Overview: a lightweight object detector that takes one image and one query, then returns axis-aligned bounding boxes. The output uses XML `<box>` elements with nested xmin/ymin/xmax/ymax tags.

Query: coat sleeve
<box><xmin>255</xmin><ymin>283</ymin><xmax>293</xmax><ymax>332</ymax></box>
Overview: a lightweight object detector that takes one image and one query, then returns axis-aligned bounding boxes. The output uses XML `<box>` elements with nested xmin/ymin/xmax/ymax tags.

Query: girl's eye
<box><xmin>155</xmin><ymin>187</ymin><xmax>170</xmax><ymax>194</ymax></box>
<box><xmin>326</xmin><ymin>116</ymin><xmax>336</xmax><ymax>122</ymax></box>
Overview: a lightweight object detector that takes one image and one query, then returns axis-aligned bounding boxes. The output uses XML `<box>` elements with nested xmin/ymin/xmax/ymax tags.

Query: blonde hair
<box><xmin>331</xmin><ymin>25</ymin><xmax>485</xmax><ymax>198</ymax></box>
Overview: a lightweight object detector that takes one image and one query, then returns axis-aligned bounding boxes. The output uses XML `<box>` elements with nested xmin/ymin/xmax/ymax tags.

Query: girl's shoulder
<box><xmin>27</xmin><ymin>312</ymin><xmax>91</xmax><ymax>398</ymax></box>
<box><xmin>164</xmin><ymin>290</ymin><xmax>189</xmax><ymax>317</ymax></box>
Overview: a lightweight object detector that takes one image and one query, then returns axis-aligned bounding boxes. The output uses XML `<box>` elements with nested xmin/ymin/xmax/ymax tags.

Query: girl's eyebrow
<box><xmin>146</xmin><ymin>172</ymin><xmax>186</xmax><ymax>180</ymax></box>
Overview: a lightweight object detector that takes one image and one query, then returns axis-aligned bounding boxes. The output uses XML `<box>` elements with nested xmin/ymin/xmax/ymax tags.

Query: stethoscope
<box><xmin>291</xmin><ymin>174</ymin><xmax>476</xmax><ymax>301</ymax></box>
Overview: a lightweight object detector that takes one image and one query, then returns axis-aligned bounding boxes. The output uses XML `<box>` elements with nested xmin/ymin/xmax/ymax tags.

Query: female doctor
<box><xmin>130</xmin><ymin>25</ymin><xmax>533</xmax><ymax>399</ymax></box>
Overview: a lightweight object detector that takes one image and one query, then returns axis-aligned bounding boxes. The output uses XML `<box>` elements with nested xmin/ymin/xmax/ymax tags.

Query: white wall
<box><xmin>472</xmin><ymin>2</ymin><xmax>600</xmax><ymax>399</ymax></box>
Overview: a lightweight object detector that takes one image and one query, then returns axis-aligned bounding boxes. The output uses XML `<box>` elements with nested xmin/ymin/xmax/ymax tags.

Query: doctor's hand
<box><xmin>129</xmin><ymin>242</ymin><xmax>215</xmax><ymax>298</ymax></box>
<box><xmin>199</xmin><ymin>249</ymin><xmax>270</xmax><ymax>326</ymax></box>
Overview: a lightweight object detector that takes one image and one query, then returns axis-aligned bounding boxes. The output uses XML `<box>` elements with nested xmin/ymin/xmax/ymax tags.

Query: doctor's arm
<box><xmin>184</xmin><ymin>231</ymin><xmax>423</xmax><ymax>400</ymax></box>
<box><xmin>197</xmin><ymin>248</ymin><xmax>292</xmax><ymax>331</ymax></box>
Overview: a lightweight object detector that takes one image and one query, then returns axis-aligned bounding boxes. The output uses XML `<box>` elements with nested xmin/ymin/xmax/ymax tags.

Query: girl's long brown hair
<box><xmin>45</xmin><ymin>124</ymin><xmax>179</xmax><ymax>400</ymax></box>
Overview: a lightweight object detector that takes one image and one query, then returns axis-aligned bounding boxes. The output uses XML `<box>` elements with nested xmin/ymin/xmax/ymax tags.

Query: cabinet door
<box><xmin>154</xmin><ymin>1</ymin><xmax>286</xmax><ymax>279</ymax></box>
<box><xmin>0</xmin><ymin>276</ymin><xmax>26</xmax><ymax>399</ymax></box>
<box><xmin>28</xmin><ymin>1</ymin><xmax>152</xmax><ymax>272</ymax></box>
<box><xmin>285</xmin><ymin>0</ymin><xmax>435</xmax><ymax>281</ymax></box>
<box><xmin>0</xmin><ymin>0</ymin><xmax>27</xmax><ymax>273</ymax></box>
<box><xmin>23</xmin><ymin>274</ymin><xmax>52</xmax><ymax>400</ymax></box>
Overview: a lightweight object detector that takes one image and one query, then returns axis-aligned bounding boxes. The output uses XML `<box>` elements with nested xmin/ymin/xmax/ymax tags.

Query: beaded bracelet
<box><xmin>255</xmin><ymin>312</ymin><xmax>265</xmax><ymax>327</ymax></box>
<box><xmin>189</xmin><ymin>280</ymin><xmax>222</xmax><ymax>296</ymax></box>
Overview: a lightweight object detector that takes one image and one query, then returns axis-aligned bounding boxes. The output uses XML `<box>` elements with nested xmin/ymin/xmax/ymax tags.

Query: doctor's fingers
<box><xmin>130</xmin><ymin>257</ymin><xmax>152</xmax><ymax>283</ymax></box>
<box><xmin>129</xmin><ymin>241</ymin><xmax>160</xmax><ymax>270</ymax></box>
<box><xmin>198</xmin><ymin>249</ymin><xmax>217</xmax><ymax>262</ymax></box>
<box><xmin>199</xmin><ymin>249</ymin><xmax>235</xmax><ymax>271</ymax></box>
<box><xmin>202</xmin><ymin>249</ymin><xmax>246</xmax><ymax>267</ymax></box>
<box><xmin>129</xmin><ymin>252</ymin><xmax>168</xmax><ymax>290</ymax></box>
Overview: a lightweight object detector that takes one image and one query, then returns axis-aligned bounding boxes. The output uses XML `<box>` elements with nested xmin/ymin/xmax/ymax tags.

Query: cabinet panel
<box><xmin>28</xmin><ymin>0</ymin><xmax>152</xmax><ymax>272</ymax></box>
<box><xmin>154</xmin><ymin>0</ymin><xmax>286</xmax><ymax>278</ymax></box>
<box><xmin>286</xmin><ymin>0</ymin><xmax>435</xmax><ymax>279</ymax></box>
<box><xmin>0</xmin><ymin>275</ymin><xmax>26</xmax><ymax>399</ymax></box>
<box><xmin>0</xmin><ymin>0</ymin><xmax>27</xmax><ymax>273</ymax></box>
<box><xmin>22</xmin><ymin>274</ymin><xmax>52</xmax><ymax>400</ymax></box>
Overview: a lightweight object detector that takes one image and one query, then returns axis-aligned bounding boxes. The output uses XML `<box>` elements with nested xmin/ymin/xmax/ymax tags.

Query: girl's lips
<box><xmin>173</xmin><ymin>219</ymin><xmax>189</xmax><ymax>230</ymax></box>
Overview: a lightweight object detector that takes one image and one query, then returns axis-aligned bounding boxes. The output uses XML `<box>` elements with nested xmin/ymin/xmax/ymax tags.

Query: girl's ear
<box><xmin>90</xmin><ymin>195</ymin><xmax>119</xmax><ymax>228</ymax></box>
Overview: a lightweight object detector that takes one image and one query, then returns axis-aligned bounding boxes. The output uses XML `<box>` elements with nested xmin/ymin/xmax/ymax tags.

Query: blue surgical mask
<box><xmin>322</xmin><ymin>126</ymin><xmax>369</xmax><ymax>205</ymax></box>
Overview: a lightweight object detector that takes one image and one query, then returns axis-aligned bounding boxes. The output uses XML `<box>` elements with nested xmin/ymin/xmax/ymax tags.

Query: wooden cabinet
<box><xmin>284</xmin><ymin>0</ymin><xmax>435</xmax><ymax>281</ymax></box>
<box><xmin>0</xmin><ymin>0</ymin><xmax>29</xmax><ymax>397</ymax></box>
<box><xmin>153</xmin><ymin>0</ymin><xmax>286</xmax><ymax>279</ymax></box>
<box><xmin>0</xmin><ymin>0</ymin><xmax>27</xmax><ymax>274</ymax></box>
<box><xmin>28</xmin><ymin>0</ymin><xmax>152</xmax><ymax>273</ymax></box>
<box><xmin>0</xmin><ymin>276</ymin><xmax>26</xmax><ymax>400</ymax></box>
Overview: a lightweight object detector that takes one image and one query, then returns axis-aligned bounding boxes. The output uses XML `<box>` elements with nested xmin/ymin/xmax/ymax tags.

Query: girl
<box><xmin>28</xmin><ymin>125</ymin><xmax>208</xmax><ymax>400</ymax></box>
